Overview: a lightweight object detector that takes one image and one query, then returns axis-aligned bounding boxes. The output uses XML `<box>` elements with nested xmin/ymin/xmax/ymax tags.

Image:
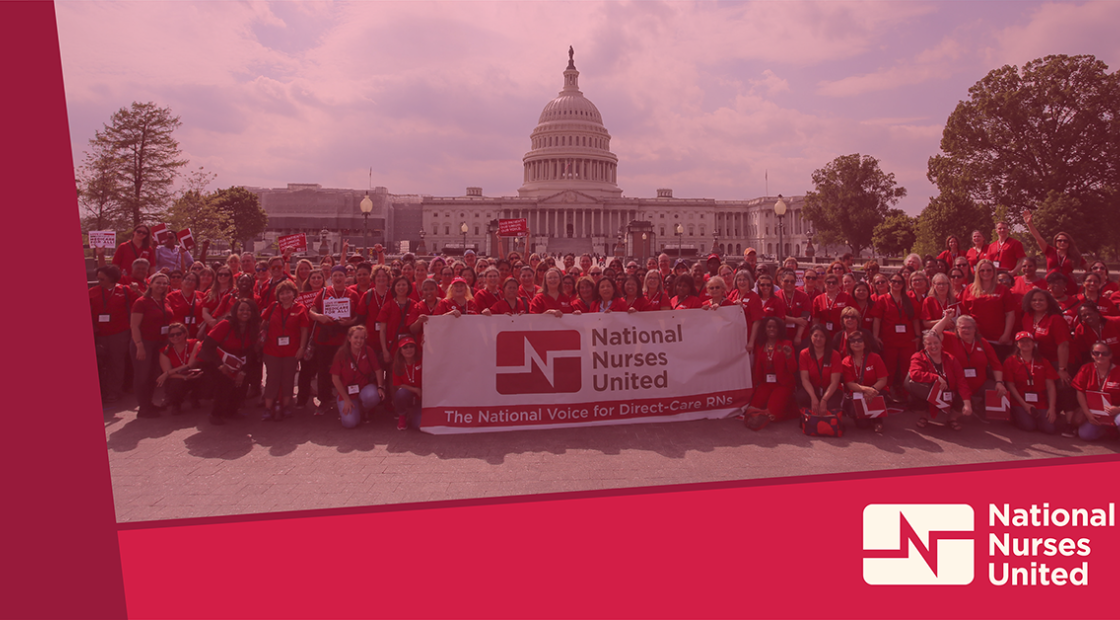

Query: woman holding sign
<box><xmin>1002</xmin><ymin>331</ymin><xmax>1060</xmax><ymax>435</ymax></box>
<box><xmin>641</xmin><ymin>270</ymin><xmax>672</xmax><ymax>312</ymax></box>
<box><xmin>1073</xmin><ymin>342</ymin><xmax>1120</xmax><ymax>441</ymax></box>
<box><xmin>308</xmin><ymin>266</ymin><xmax>359</xmax><ymax>416</ymax></box>
<box><xmin>483</xmin><ymin>277</ymin><xmax>531</xmax><ymax>315</ymax></box>
<box><xmin>905</xmin><ymin>330</ymin><xmax>974</xmax><ymax>430</ymax></box>
<box><xmin>261</xmin><ymin>280</ymin><xmax>311</xmax><ymax>421</ymax></box>
<box><xmin>436</xmin><ymin>278</ymin><xmax>479</xmax><ymax>316</ymax></box>
<box><xmin>201</xmin><ymin>299</ymin><xmax>258</xmax><ymax>425</ymax></box>
<box><xmin>841</xmin><ymin>331</ymin><xmax>889</xmax><ymax>433</ymax></box>
<box><xmin>529</xmin><ymin>268</ymin><xmax>572</xmax><ymax>316</ymax></box>
<box><xmin>330</xmin><ymin>325</ymin><xmax>385</xmax><ymax>429</ymax></box>
<box><xmin>473</xmin><ymin>267</ymin><xmax>502</xmax><ymax>312</ymax></box>
<box><xmin>130</xmin><ymin>273</ymin><xmax>173</xmax><ymax>418</ymax></box>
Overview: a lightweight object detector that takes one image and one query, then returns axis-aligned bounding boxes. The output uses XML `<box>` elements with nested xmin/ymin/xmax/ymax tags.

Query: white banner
<box><xmin>421</xmin><ymin>309</ymin><xmax>753</xmax><ymax>434</ymax></box>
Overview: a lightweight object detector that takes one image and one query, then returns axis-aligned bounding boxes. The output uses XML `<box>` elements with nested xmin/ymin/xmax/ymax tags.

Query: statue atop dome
<box><xmin>567</xmin><ymin>46</ymin><xmax>575</xmax><ymax>70</ymax></box>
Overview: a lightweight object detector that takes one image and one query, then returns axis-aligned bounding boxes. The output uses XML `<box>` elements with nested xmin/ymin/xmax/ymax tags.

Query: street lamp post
<box><xmin>359</xmin><ymin>193</ymin><xmax>373</xmax><ymax>259</ymax></box>
<box><xmin>418</xmin><ymin>229</ymin><xmax>426</xmax><ymax>256</ymax></box>
<box><xmin>460</xmin><ymin>222</ymin><xmax>468</xmax><ymax>256</ymax></box>
<box><xmin>774</xmin><ymin>194</ymin><xmax>788</xmax><ymax>264</ymax></box>
<box><xmin>675</xmin><ymin>223</ymin><xmax>684</xmax><ymax>258</ymax></box>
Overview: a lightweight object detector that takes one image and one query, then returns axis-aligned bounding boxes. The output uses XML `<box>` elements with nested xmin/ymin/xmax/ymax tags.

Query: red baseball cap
<box><xmin>396</xmin><ymin>335</ymin><xmax>417</xmax><ymax>351</ymax></box>
<box><xmin>1014</xmin><ymin>331</ymin><xmax>1034</xmax><ymax>342</ymax></box>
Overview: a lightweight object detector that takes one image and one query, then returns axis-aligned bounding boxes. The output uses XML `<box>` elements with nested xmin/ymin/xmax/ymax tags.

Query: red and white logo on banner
<box><xmin>495</xmin><ymin>331</ymin><xmax>582</xmax><ymax>394</ymax></box>
<box><xmin>863</xmin><ymin>504</ymin><xmax>974</xmax><ymax>585</ymax></box>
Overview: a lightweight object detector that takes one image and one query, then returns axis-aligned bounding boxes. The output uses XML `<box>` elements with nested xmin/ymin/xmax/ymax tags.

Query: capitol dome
<box><xmin>518</xmin><ymin>48</ymin><xmax>622</xmax><ymax>199</ymax></box>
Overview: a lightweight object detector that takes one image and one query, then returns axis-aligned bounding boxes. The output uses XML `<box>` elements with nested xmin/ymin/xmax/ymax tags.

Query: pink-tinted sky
<box><xmin>57</xmin><ymin>1</ymin><xmax>1120</xmax><ymax>215</ymax></box>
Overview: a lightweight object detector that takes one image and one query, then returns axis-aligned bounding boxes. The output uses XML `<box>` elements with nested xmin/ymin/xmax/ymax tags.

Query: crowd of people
<box><xmin>90</xmin><ymin>217</ymin><xmax>1120</xmax><ymax>441</ymax></box>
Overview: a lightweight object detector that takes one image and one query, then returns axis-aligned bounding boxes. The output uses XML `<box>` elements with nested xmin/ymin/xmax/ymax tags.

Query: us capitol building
<box><xmin>250</xmin><ymin>50</ymin><xmax>813</xmax><ymax>260</ymax></box>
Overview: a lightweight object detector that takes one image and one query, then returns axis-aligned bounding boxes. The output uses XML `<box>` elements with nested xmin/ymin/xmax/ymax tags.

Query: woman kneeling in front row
<box><xmin>905</xmin><ymin>330</ymin><xmax>974</xmax><ymax>430</ymax></box>
<box><xmin>330</xmin><ymin>325</ymin><xmax>385</xmax><ymax>429</ymax></box>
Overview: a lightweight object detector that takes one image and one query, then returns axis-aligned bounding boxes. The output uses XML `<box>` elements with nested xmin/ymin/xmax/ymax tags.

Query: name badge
<box><xmin>825</xmin><ymin>322</ymin><xmax>834</xmax><ymax>330</ymax></box>
<box><xmin>853</xmin><ymin>392</ymin><xmax>864</xmax><ymax>400</ymax></box>
<box><xmin>1025</xmin><ymin>392</ymin><xmax>1039</xmax><ymax>403</ymax></box>
<box><xmin>185</xmin><ymin>316</ymin><xmax>196</xmax><ymax>324</ymax></box>
<box><xmin>786</xmin><ymin>324</ymin><xmax>795</xmax><ymax>331</ymax></box>
<box><xmin>98</xmin><ymin>314</ymin><xmax>111</xmax><ymax>323</ymax></box>
<box><xmin>374</xmin><ymin>323</ymin><xmax>381</xmax><ymax>331</ymax></box>
<box><xmin>347</xmin><ymin>384</ymin><xmax>360</xmax><ymax>395</ymax></box>
<box><xmin>277</xmin><ymin>336</ymin><xmax>290</xmax><ymax>346</ymax></box>
<box><xmin>766</xmin><ymin>374</ymin><xmax>777</xmax><ymax>384</ymax></box>
<box><xmin>939</xmin><ymin>391</ymin><xmax>954</xmax><ymax>405</ymax></box>
<box><xmin>160</xmin><ymin>325</ymin><xmax>170</xmax><ymax>335</ymax></box>
<box><xmin>964</xmin><ymin>368</ymin><xmax>977</xmax><ymax>378</ymax></box>
<box><xmin>894</xmin><ymin>325</ymin><xmax>907</xmax><ymax>333</ymax></box>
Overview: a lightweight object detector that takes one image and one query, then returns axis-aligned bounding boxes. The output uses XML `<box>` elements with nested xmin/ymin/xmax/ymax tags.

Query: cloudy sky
<box><xmin>56</xmin><ymin>1</ymin><xmax>1120</xmax><ymax>214</ymax></box>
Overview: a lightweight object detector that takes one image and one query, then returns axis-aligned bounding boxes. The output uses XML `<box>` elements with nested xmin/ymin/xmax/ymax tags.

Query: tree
<box><xmin>88</xmin><ymin>102</ymin><xmax>188</xmax><ymax>227</ymax></box>
<box><xmin>802</xmin><ymin>153</ymin><xmax>907</xmax><ymax>256</ymax></box>
<box><xmin>167</xmin><ymin>190</ymin><xmax>231</xmax><ymax>245</ymax></box>
<box><xmin>927</xmin><ymin>54</ymin><xmax>1120</xmax><ymax>253</ymax></box>
<box><xmin>871</xmin><ymin>209</ymin><xmax>917</xmax><ymax>257</ymax></box>
<box><xmin>211</xmin><ymin>186</ymin><xmax>268</xmax><ymax>249</ymax></box>
<box><xmin>75</xmin><ymin>149</ymin><xmax>127</xmax><ymax>232</ymax></box>
<box><xmin>912</xmin><ymin>190</ymin><xmax>993</xmax><ymax>257</ymax></box>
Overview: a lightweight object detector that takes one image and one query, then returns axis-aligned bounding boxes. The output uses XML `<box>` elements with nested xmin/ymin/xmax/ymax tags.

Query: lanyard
<box><xmin>405</xmin><ymin>363</ymin><xmax>416</xmax><ymax>385</ymax></box>
<box><xmin>1095</xmin><ymin>364</ymin><xmax>1113</xmax><ymax>392</ymax></box>
<box><xmin>825</xmin><ymin>292</ymin><xmax>839</xmax><ymax>311</ymax></box>
<box><xmin>923</xmin><ymin>351</ymin><xmax>947</xmax><ymax>381</ymax></box>
<box><xmin>101</xmin><ymin>286</ymin><xmax>113</xmax><ymax>313</ymax></box>
<box><xmin>1017</xmin><ymin>353</ymin><xmax>1040</xmax><ymax>387</ymax></box>
<box><xmin>169</xmin><ymin>343</ymin><xmax>190</xmax><ymax>367</ymax></box>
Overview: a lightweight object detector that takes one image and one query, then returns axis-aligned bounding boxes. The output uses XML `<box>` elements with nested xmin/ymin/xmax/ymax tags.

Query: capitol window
<box><xmin>445</xmin><ymin>226</ymin><xmax>450</xmax><ymax>235</ymax></box>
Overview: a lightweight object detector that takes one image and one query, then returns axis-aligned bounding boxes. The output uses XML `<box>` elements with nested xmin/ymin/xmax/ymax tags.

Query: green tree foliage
<box><xmin>211</xmin><ymin>186</ymin><xmax>268</xmax><ymax>248</ymax></box>
<box><xmin>167</xmin><ymin>190</ymin><xmax>231</xmax><ymax>245</ymax></box>
<box><xmin>913</xmin><ymin>190</ymin><xmax>994</xmax><ymax>257</ymax></box>
<box><xmin>802</xmin><ymin>153</ymin><xmax>907</xmax><ymax>256</ymax></box>
<box><xmin>76</xmin><ymin>151</ymin><xmax>127</xmax><ymax>233</ymax></box>
<box><xmin>88</xmin><ymin>102</ymin><xmax>188</xmax><ymax>228</ymax></box>
<box><xmin>927</xmin><ymin>54</ymin><xmax>1120</xmax><ymax>253</ymax></box>
<box><xmin>871</xmin><ymin>209</ymin><xmax>917</xmax><ymax>257</ymax></box>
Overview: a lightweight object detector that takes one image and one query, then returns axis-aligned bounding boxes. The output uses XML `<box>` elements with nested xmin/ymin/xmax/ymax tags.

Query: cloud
<box><xmin>817</xmin><ymin>35</ymin><xmax>964</xmax><ymax>97</ymax></box>
<box><xmin>987</xmin><ymin>1</ymin><xmax>1120</xmax><ymax>68</ymax></box>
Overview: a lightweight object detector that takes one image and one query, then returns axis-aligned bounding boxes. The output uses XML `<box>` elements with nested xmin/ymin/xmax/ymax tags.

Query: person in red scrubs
<box><xmin>938</xmin><ymin>235</ymin><xmax>964</xmax><ymax>269</ymax></box>
<box><xmin>811</xmin><ymin>272</ymin><xmax>853</xmax><ymax>342</ymax></box>
<box><xmin>330</xmin><ymin>325</ymin><xmax>385</xmax><ymax>429</ymax></box>
<box><xmin>201</xmin><ymin>299</ymin><xmax>258</xmax><ymax>425</ymax></box>
<box><xmin>922</xmin><ymin>273</ymin><xmax>958</xmax><ymax>330</ymax></box>
<box><xmin>1024</xmin><ymin>210</ymin><xmax>1085</xmax><ymax>286</ymax></box>
<box><xmin>436</xmin><ymin>278</ymin><xmax>479</xmax><ymax>316</ymax></box>
<box><xmin>167</xmin><ymin>271</ymin><xmax>204</xmax><ymax>338</ymax></box>
<box><xmin>130</xmin><ymin>273</ymin><xmax>173</xmax><ymax>418</ymax></box>
<box><xmin>1011</xmin><ymin>256</ymin><xmax>1047</xmax><ymax>299</ymax></box>
<box><xmin>619</xmin><ymin>275</ymin><xmax>647</xmax><ymax>311</ymax></box>
<box><xmin>966</xmin><ymin>230</ymin><xmax>988</xmax><ymax>269</ymax></box>
<box><xmin>1072</xmin><ymin>302</ymin><xmax>1120</xmax><ymax>366</ymax></box>
<box><xmin>1073</xmin><ymin>341</ymin><xmax>1120</xmax><ymax>441</ymax></box>
<box><xmin>570</xmin><ymin>276</ymin><xmax>597</xmax><ymax>314</ymax></box>
<box><xmin>590</xmin><ymin>278</ymin><xmax>629</xmax><ymax>313</ymax></box>
<box><xmin>1089</xmin><ymin>261</ymin><xmax>1118</xmax><ymax>295</ymax></box>
<box><xmin>641</xmin><ymin>270</ymin><xmax>672</xmax><ymax>312</ymax></box>
<box><xmin>700</xmin><ymin>276</ymin><xmax>735</xmax><ymax>311</ymax></box>
<box><xmin>742</xmin><ymin>317</ymin><xmax>797</xmax><ymax>430</ymax></box>
<box><xmin>112</xmin><ymin>225</ymin><xmax>155</xmax><ymax>272</ymax></box>
<box><xmin>1021</xmin><ymin>288</ymin><xmax>1074</xmax><ymax>387</ymax></box>
<box><xmin>483</xmin><ymin>277</ymin><xmax>532</xmax><ymax>315</ymax></box>
<box><xmin>155</xmin><ymin>322</ymin><xmax>202</xmax><ymax>415</ymax></box>
<box><xmin>987</xmin><ymin>221</ymin><xmax>1026</xmax><ymax>273</ymax></box>
<box><xmin>1078</xmin><ymin>272</ymin><xmax>1115</xmax><ymax>318</ymax></box>
<box><xmin>530</xmin><ymin>268</ymin><xmax>573</xmax><ymax>316</ymax></box>
<box><xmin>796</xmin><ymin>324</ymin><xmax>843</xmax><ymax>415</ymax></box>
<box><xmin>905</xmin><ymin>329</ymin><xmax>974</xmax><ymax>430</ymax></box>
<box><xmin>392</xmin><ymin>335</ymin><xmax>423</xmax><ymax>431</ymax></box>
<box><xmin>308</xmin><ymin>266</ymin><xmax>360</xmax><ymax>416</ymax></box>
<box><xmin>1003</xmin><ymin>331</ymin><xmax>1060</xmax><ymax>435</ymax></box>
<box><xmin>473</xmin><ymin>267</ymin><xmax>502</xmax><ymax>312</ymax></box>
<box><xmin>872</xmin><ymin>272</ymin><xmax>921</xmax><ymax>402</ymax></box>
<box><xmin>377</xmin><ymin>276</ymin><xmax>417</xmax><ymax>364</ymax></box>
<box><xmin>92</xmin><ymin>265</ymin><xmax>135</xmax><ymax>404</ymax></box>
<box><xmin>670</xmin><ymin>274</ymin><xmax>703</xmax><ymax>310</ymax></box>
<box><xmin>960</xmin><ymin>259</ymin><xmax>1016</xmax><ymax>357</ymax></box>
<box><xmin>841</xmin><ymin>330</ymin><xmax>889</xmax><ymax>433</ymax></box>
<box><xmin>776</xmin><ymin>269</ymin><xmax>812</xmax><ymax>347</ymax></box>
<box><xmin>931</xmin><ymin>313</ymin><xmax>1007</xmax><ymax>422</ymax></box>
<box><xmin>261</xmin><ymin>280</ymin><xmax>311</xmax><ymax>421</ymax></box>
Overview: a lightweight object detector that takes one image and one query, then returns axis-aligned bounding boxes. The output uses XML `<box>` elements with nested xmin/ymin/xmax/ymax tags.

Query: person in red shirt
<box><xmin>1078</xmin><ymin>272</ymin><xmax>1115</xmax><ymax>318</ymax></box>
<box><xmin>1025</xmin><ymin>210</ymin><xmax>1085</xmax><ymax>285</ymax></box>
<box><xmin>932</xmin><ymin>312</ymin><xmax>1007</xmax><ymax>421</ymax></box>
<box><xmin>91</xmin><ymin>265</ymin><xmax>135</xmax><ymax>404</ymax></box>
<box><xmin>483</xmin><ymin>277</ymin><xmax>532</xmax><ymax>315</ymax></box>
<box><xmin>833</xmin><ymin>306</ymin><xmax>878</xmax><ymax>357</ymax></box>
<box><xmin>796</xmin><ymin>325</ymin><xmax>843</xmax><ymax>415</ymax></box>
<box><xmin>585</xmin><ymin>277</ymin><xmax>627</xmax><ymax>313</ymax></box>
<box><xmin>261</xmin><ymin>280</ymin><xmax>311</xmax><ymax>421</ymax></box>
<box><xmin>641</xmin><ymin>270</ymin><xmax>672</xmax><ymax>312</ymax></box>
<box><xmin>166</xmin><ymin>271</ymin><xmax>204</xmax><ymax>338</ymax></box>
<box><xmin>1045</xmin><ymin>271</ymin><xmax>1082</xmax><ymax>326</ymax></box>
<box><xmin>111</xmin><ymin>225</ymin><xmax>155</xmax><ymax>272</ymax></box>
<box><xmin>436</xmin><ymin>278</ymin><xmax>479</xmax><ymax>316</ymax></box>
<box><xmin>799</xmin><ymin>268</ymin><xmax>822</xmax><ymax>303</ymax></box>
<box><xmin>755</xmin><ymin>274</ymin><xmax>789</xmax><ymax>332</ymax></box>
<box><xmin>407</xmin><ymin>279</ymin><xmax>443</xmax><ymax>344</ymax></box>
<box><xmin>775</xmin><ymin>269</ymin><xmax>812</xmax><ymax>347</ymax></box>
<box><xmin>308</xmin><ymin>266</ymin><xmax>360</xmax><ymax>416</ymax></box>
<box><xmin>392</xmin><ymin>335</ymin><xmax>423</xmax><ymax>431</ymax></box>
<box><xmin>130</xmin><ymin>273</ymin><xmax>173</xmax><ymax>418</ymax></box>
<box><xmin>1003</xmin><ymin>331</ymin><xmax>1060</xmax><ymax>434</ymax></box>
<box><xmin>850</xmin><ymin>281</ymin><xmax>876</xmax><ymax>333</ymax></box>
<box><xmin>619</xmin><ymin>275</ymin><xmax>647</xmax><ymax>312</ymax></box>
<box><xmin>1021</xmin><ymin>288</ymin><xmax>1073</xmax><ymax>387</ymax></box>
<box><xmin>355</xmin><ymin>265</ymin><xmax>393</xmax><ymax>358</ymax></box>
<box><xmin>811</xmin><ymin>272</ymin><xmax>853</xmax><ymax>342</ymax></box>
<box><xmin>701</xmin><ymin>276</ymin><xmax>736</xmax><ymax>311</ymax></box>
<box><xmin>516</xmin><ymin>265</ymin><xmax>539</xmax><ymax>299</ymax></box>
<box><xmin>570</xmin><ymin>276</ymin><xmax>597</xmax><ymax>314</ymax></box>
<box><xmin>1073</xmin><ymin>342</ymin><xmax>1120</xmax><ymax>441</ymax></box>
<box><xmin>473</xmin><ymin>267</ymin><xmax>502</xmax><ymax>312</ymax></box>
<box><xmin>727</xmin><ymin>270</ymin><xmax>764</xmax><ymax>348</ymax></box>
<box><xmin>1072</xmin><ymin>302</ymin><xmax>1120</xmax><ymax>366</ymax></box>
<box><xmin>922</xmin><ymin>273</ymin><xmax>957</xmax><ymax>329</ymax></box>
<box><xmin>201</xmin><ymin>299</ymin><xmax>258</xmax><ymax>425</ymax></box>
<box><xmin>530</xmin><ymin>268</ymin><xmax>573</xmax><ymax>316</ymax></box>
<box><xmin>960</xmin><ymin>259</ymin><xmax>1016</xmax><ymax>356</ymax></box>
<box><xmin>155</xmin><ymin>322</ymin><xmax>202</xmax><ymax>415</ymax></box>
<box><xmin>905</xmin><ymin>330</ymin><xmax>974</xmax><ymax>430</ymax></box>
<box><xmin>201</xmin><ymin>265</ymin><xmax>236</xmax><ymax>332</ymax></box>
<box><xmin>1011</xmin><ymin>256</ymin><xmax>1047</xmax><ymax>299</ymax></box>
<box><xmin>872</xmin><ymin>272</ymin><xmax>921</xmax><ymax>402</ymax></box>
<box><xmin>330</xmin><ymin>325</ymin><xmax>386</xmax><ymax>429</ymax></box>
<box><xmin>987</xmin><ymin>221</ymin><xmax>1026</xmax><ymax>273</ymax></box>
<box><xmin>669</xmin><ymin>274</ymin><xmax>703</xmax><ymax>310</ymax></box>
<box><xmin>1089</xmin><ymin>261</ymin><xmax>1119</xmax><ymax>295</ymax></box>
<box><xmin>841</xmin><ymin>331</ymin><xmax>889</xmax><ymax>433</ymax></box>
<box><xmin>966</xmin><ymin>230</ymin><xmax>988</xmax><ymax>269</ymax></box>
<box><xmin>937</xmin><ymin>235</ymin><xmax>964</xmax><ymax>269</ymax></box>
<box><xmin>742</xmin><ymin>317</ymin><xmax>798</xmax><ymax>429</ymax></box>
<box><xmin>376</xmin><ymin>276</ymin><xmax>417</xmax><ymax>363</ymax></box>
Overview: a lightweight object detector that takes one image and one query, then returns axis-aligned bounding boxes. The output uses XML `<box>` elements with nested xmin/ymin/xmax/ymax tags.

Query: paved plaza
<box><xmin>103</xmin><ymin>394</ymin><xmax>1120</xmax><ymax>523</ymax></box>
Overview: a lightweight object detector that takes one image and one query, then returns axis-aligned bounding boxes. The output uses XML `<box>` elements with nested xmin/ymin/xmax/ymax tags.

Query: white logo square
<box><xmin>863</xmin><ymin>504</ymin><xmax>974</xmax><ymax>585</ymax></box>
